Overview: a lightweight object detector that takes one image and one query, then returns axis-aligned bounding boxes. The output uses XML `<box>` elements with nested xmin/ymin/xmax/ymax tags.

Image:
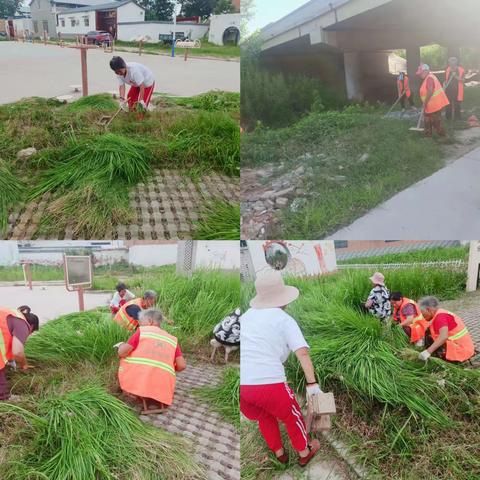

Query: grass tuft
<box><xmin>66</xmin><ymin>94</ymin><xmax>118</xmax><ymax>113</ymax></box>
<box><xmin>194</xmin><ymin>199</ymin><xmax>240</xmax><ymax>239</ymax></box>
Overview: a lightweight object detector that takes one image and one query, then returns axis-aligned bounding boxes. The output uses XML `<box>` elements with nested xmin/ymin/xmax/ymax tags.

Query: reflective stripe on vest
<box><xmin>420</xmin><ymin>74</ymin><xmax>450</xmax><ymax>113</ymax></box>
<box><xmin>449</xmin><ymin>327</ymin><xmax>468</xmax><ymax>341</ymax></box>
<box><xmin>446</xmin><ymin>66</ymin><xmax>465</xmax><ymax>101</ymax></box>
<box><xmin>124</xmin><ymin>356</ymin><xmax>176</xmax><ymax>376</ymax></box>
<box><xmin>0</xmin><ymin>308</ymin><xmax>28</xmax><ymax>369</ymax></box>
<box><xmin>114</xmin><ymin>298</ymin><xmax>142</xmax><ymax>331</ymax></box>
<box><xmin>139</xmin><ymin>331</ymin><xmax>177</xmax><ymax>347</ymax></box>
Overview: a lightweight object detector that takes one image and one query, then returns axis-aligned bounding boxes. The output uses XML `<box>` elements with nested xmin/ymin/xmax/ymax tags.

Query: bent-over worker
<box><xmin>416</xmin><ymin>64</ymin><xmax>450</xmax><ymax>137</ymax></box>
<box><xmin>109</xmin><ymin>56</ymin><xmax>155</xmax><ymax>114</ymax></box>
<box><xmin>418</xmin><ymin>296</ymin><xmax>475</xmax><ymax>363</ymax></box>
<box><xmin>113</xmin><ymin>290</ymin><xmax>157</xmax><ymax>331</ymax></box>
<box><xmin>445</xmin><ymin>56</ymin><xmax>465</xmax><ymax>121</ymax></box>
<box><xmin>391</xmin><ymin>292</ymin><xmax>428</xmax><ymax>346</ymax></box>
<box><xmin>110</xmin><ymin>282</ymin><xmax>135</xmax><ymax>315</ymax></box>
<box><xmin>0</xmin><ymin>306</ymin><xmax>38</xmax><ymax>401</ymax></box>
<box><xmin>364</xmin><ymin>272</ymin><xmax>391</xmax><ymax>322</ymax></box>
<box><xmin>240</xmin><ymin>271</ymin><xmax>322</xmax><ymax>467</ymax></box>
<box><xmin>397</xmin><ymin>72</ymin><xmax>414</xmax><ymax>110</ymax></box>
<box><xmin>117</xmin><ymin>308</ymin><xmax>185</xmax><ymax>408</ymax></box>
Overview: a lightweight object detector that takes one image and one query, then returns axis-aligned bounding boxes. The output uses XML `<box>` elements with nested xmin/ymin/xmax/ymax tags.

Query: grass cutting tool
<box><xmin>383</xmin><ymin>91</ymin><xmax>406</xmax><ymax>118</ymax></box>
<box><xmin>409</xmin><ymin>107</ymin><xmax>425</xmax><ymax>132</ymax></box>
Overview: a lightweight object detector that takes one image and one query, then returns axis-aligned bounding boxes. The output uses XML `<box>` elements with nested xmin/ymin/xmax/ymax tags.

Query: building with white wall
<box><xmin>117</xmin><ymin>20</ymin><xmax>208</xmax><ymax>42</ymax></box>
<box><xmin>57</xmin><ymin>0</ymin><xmax>144</xmax><ymax>37</ymax></box>
<box><xmin>208</xmin><ymin>13</ymin><xmax>240</xmax><ymax>46</ymax></box>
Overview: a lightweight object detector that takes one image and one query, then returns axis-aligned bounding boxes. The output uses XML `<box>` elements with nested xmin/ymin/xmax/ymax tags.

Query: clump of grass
<box><xmin>0</xmin><ymin>160</ymin><xmax>24</xmax><ymax>234</ymax></box>
<box><xmin>66</xmin><ymin>93</ymin><xmax>118</xmax><ymax>112</ymax></box>
<box><xmin>194</xmin><ymin>199</ymin><xmax>240</xmax><ymax>239</ymax></box>
<box><xmin>167</xmin><ymin>112</ymin><xmax>239</xmax><ymax>176</ymax></box>
<box><xmin>195</xmin><ymin>367</ymin><xmax>239</xmax><ymax>427</ymax></box>
<box><xmin>172</xmin><ymin>91</ymin><xmax>240</xmax><ymax>112</ymax></box>
<box><xmin>25</xmin><ymin>311</ymin><xmax>129</xmax><ymax>365</ymax></box>
<box><xmin>0</xmin><ymin>386</ymin><xmax>204</xmax><ymax>480</ymax></box>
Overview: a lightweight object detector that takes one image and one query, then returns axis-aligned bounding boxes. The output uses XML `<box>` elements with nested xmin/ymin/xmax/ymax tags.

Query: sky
<box><xmin>247</xmin><ymin>0</ymin><xmax>311</xmax><ymax>34</ymax></box>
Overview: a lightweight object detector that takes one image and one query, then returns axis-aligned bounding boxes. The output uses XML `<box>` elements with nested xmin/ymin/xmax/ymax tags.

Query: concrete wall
<box><xmin>194</xmin><ymin>241</ymin><xmax>240</xmax><ymax>271</ymax></box>
<box><xmin>117</xmin><ymin>21</ymin><xmax>208</xmax><ymax>42</ymax></box>
<box><xmin>117</xmin><ymin>2</ymin><xmax>144</xmax><ymax>24</ymax></box>
<box><xmin>208</xmin><ymin>13</ymin><xmax>240</xmax><ymax>46</ymax></box>
<box><xmin>57</xmin><ymin>10</ymin><xmax>96</xmax><ymax>35</ymax></box>
<box><xmin>30</xmin><ymin>0</ymin><xmax>58</xmax><ymax>37</ymax></box>
<box><xmin>0</xmin><ymin>242</ymin><xmax>20</xmax><ymax>266</ymax></box>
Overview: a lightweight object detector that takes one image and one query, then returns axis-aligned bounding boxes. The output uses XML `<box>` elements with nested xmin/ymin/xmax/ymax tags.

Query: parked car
<box><xmin>84</xmin><ymin>30</ymin><xmax>111</xmax><ymax>45</ymax></box>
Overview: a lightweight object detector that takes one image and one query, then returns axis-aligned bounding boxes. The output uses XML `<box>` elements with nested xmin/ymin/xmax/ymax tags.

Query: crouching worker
<box><xmin>211</xmin><ymin>308</ymin><xmax>240</xmax><ymax>363</ymax></box>
<box><xmin>0</xmin><ymin>306</ymin><xmax>38</xmax><ymax>401</ymax></box>
<box><xmin>391</xmin><ymin>292</ymin><xmax>429</xmax><ymax>346</ymax></box>
<box><xmin>113</xmin><ymin>290</ymin><xmax>157</xmax><ymax>331</ymax></box>
<box><xmin>110</xmin><ymin>282</ymin><xmax>135</xmax><ymax>315</ymax></box>
<box><xmin>241</xmin><ymin>271</ymin><xmax>321</xmax><ymax>467</ymax></box>
<box><xmin>418</xmin><ymin>296</ymin><xmax>475</xmax><ymax>363</ymax></box>
<box><xmin>109</xmin><ymin>56</ymin><xmax>155</xmax><ymax>117</ymax></box>
<box><xmin>117</xmin><ymin>308</ymin><xmax>185</xmax><ymax>411</ymax></box>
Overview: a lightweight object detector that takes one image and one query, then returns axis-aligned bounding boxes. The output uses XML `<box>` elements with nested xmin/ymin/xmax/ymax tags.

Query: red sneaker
<box><xmin>298</xmin><ymin>439</ymin><xmax>320</xmax><ymax>467</ymax></box>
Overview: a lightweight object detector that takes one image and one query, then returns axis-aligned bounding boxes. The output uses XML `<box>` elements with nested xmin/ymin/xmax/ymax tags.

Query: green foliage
<box><xmin>0</xmin><ymin>386</ymin><xmax>203</xmax><ymax>480</ymax></box>
<box><xmin>194</xmin><ymin>199</ymin><xmax>240</xmax><ymax>239</ymax></box>
<box><xmin>172</xmin><ymin>91</ymin><xmax>240</xmax><ymax>112</ymax></box>
<box><xmin>195</xmin><ymin>367</ymin><xmax>239</xmax><ymax>427</ymax></box>
<box><xmin>66</xmin><ymin>94</ymin><xmax>118</xmax><ymax>113</ymax></box>
<box><xmin>0</xmin><ymin>160</ymin><xmax>24</xmax><ymax>235</ymax></box>
<box><xmin>338</xmin><ymin>245</ymin><xmax>468</xmax><ymax>265</ymax></box>
<box><xmin>0</xmin><ymin>0</ymin><xmax>21</xmax><ymax>17</ymax></box>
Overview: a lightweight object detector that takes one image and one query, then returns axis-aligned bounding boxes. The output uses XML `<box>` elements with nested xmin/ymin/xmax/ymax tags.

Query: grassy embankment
<box><xmin>241</xmin><ymin>266</ymin><xmax>480</xmax><ymax>480</ymax></box>
<box><xmin>241</xmin><ymin>49</ymin><xmax>480</xmax><ymax>239</ymax></box>
<box><xmin>0</xmin><ymin>91</ymin><xmax>240</xmax><ymax>239</ymax></box>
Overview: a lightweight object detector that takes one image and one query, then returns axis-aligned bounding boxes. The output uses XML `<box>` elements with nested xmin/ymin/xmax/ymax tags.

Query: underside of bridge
<box><xmin>259</xmin><ymin>0</ymin><xmax>480</xmax><ymax>102</ymax></box>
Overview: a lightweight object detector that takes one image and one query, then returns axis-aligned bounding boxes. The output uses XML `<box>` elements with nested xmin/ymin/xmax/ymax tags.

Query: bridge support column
<box><xmin>406</xmin><ymin>44</ymin><xmax>421</xmax><ymax>95</ymax></box>
<box><xmin>344</xmin><ymin>52</ymin><xmax>364</xmax><ymax>101</ymax></box>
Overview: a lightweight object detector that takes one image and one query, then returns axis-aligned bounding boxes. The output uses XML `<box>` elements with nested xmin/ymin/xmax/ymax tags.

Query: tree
<box><xmin>181</xmin><ymin>0</ymin><xmax>216</xmax><ymax>18</ymax></box>
<box><xmin>213</xmin><ymin>0</ymin><xmax>235</xmax><ymax>14</ymax></box>
<box><xmin>0</xmin><ymin>0</ymin><xmax>21</xmax><ymax>17</ymax></box>
<box><xmin>137</xmin><ymin>0</ymin><xmax>175</xmax><ymax>21</ymax></box>
<box><xmin>240</xmin><ymin>0</ymin><xmax>255</xmax><ymax>37</ymax></box>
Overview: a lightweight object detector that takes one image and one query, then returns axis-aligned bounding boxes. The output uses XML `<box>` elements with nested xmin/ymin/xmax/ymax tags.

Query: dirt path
<box><xmin>140</xmin><ymin>361</ymin><xmax>240</xmax><ymax>480</ymax></box>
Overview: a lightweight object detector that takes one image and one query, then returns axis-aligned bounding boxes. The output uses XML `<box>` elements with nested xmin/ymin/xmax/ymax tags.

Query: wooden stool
<box><xmin>140</xmin><ymin>397</ymin><xmax>168</xmax><ymax>415</ymax></box>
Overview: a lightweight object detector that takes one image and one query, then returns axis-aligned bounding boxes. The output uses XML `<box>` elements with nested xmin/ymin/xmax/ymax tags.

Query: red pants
<box><xmin>127</xmin><ymin>82</ymin><xmax>155</xmax><ymax>110</ymax></box>
<box><xmin>240</xmin><ymin>382</ymin><xmax>308</xmax><ymax>452</ymax></box>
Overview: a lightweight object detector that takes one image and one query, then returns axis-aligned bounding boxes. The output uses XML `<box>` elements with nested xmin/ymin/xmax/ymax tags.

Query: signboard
<box><xmin>175</xmin><ymin>39</ymin><xmax>201</xmax><ymax>49</ymax></box>
<box><xmin>467</xmin><ymin>241</ymin><xmax>480</xmax><ymax>292</ymax></box>
<box><xmin>64</xmin><ymin>255</ymin><xmax>92</xmax><ymax>290</ymax></box>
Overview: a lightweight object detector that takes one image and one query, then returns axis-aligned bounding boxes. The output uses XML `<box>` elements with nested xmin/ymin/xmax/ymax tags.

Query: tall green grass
<box><xmin>195</xmin><ymin>367</ymin><xmax>239</xmax><ymax>427</ymax></box>
<box><xmin>66</xmin><ymin>93</ymin><xmax>118</xmax><ymax>113</ymax></box>
<box><xmin>0</xmin><ymin>386</ymin><xmax>204</xmax><ymax>480</ymax></box>
<box><xmin>194</xmin><ymin>199</ymin><xmax>240</xmax><ymax>239</ymax></box>
<box><xmin>0</xmin><ymin>160</ymin><xmax>24</xmax><ymax>234</ymax></box>
<box><xmin>171</xmin><ymin>91</ymin><xmax>239</xmax><ymax>112</ymax></box>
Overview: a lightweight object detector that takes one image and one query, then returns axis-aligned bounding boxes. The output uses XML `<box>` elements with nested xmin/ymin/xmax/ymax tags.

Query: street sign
<box><xmin>64</xmin><ymin>255</ymin><xmax>93</xmax><ymax>311</ymax></box>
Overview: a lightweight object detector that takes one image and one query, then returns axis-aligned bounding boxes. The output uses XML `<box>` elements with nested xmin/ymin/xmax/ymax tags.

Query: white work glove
<box><xmin>113</xmin><ymin>342</ymin><xmax>123</xmax><ymax>349</ymax></box>
<box><xmin>306</xmin><ymin>383</ymin><xmax>322</xmax><ymax>399</ymax></box>
<box><xmin>418</xmin><ymin>350</ymin><xmax>431</xmax><ymax>361</ymax></box>
<box><xmin>138</xmin><ymin>100</ymin><xmax>147</xmax><ymax>110</ymax></box>
<box><xmin>120</xmin><ymin>100</ymin><xmax>129</xmax><ymax>112</ymax></box>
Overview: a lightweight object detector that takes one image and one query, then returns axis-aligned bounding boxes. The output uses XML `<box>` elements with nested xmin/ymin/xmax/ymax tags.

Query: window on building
<box><xmin>83</xmin><ymin>16</ymin><xmax>89</xmax><ymax>26</ymax></box>
<box><xmin>334</xmin><ymin>241</ymin><xmax>349</xmax><ymax>249</ymax></box>
<box><xmin>42</xmin><ymin>20</ymin><xmax>49</xmax><ymax>33</ymax></box>
<box><xmin>33</xmin><ymin>20</ymin><xmax>38</xmax><ymax>33</ymax></box>
<box><xmin>70</xmin><ymin>18</ymin><xmax>75</xmax><ymax>27</ymax></box>
<box><xmin>61</xmin><ymin>18</ymin><xmax>65</xmax><ymax>27</ymax></box>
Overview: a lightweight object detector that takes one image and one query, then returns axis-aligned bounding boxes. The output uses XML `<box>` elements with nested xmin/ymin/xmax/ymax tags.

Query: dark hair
<box><xmin>110</xmin><ymin>56</ymin><xmax>126</xmax><ymax>71</ymax></box>
<box><xmin>390</xmin><ymin>291</ymin><xmax>403</xmax><ymax>301</ymax></box>
<box><xmin>25</xmin><ymin>312</ymin><xmax>39</xmax><ymax>332</ymax></box>
<box><xmin>116</xmin><ymin>282</ymin><xmax>127</xmax><ymax>292</ymax></box>
<box><xmin>18</xmin><ymin>305</ymin><xmax>31</xmax><ymax>315</ymax></box>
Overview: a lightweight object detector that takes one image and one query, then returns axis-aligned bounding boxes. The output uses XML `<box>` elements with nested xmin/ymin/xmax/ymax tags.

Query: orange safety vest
<box><xmin>429</xmin><ymin>309</ymin><xmax>475</xmax><ymax>362</ymax></box>
<box><xmin>393</xmin><ymin>298</ymin><xmax>428</xmax><ymax>343</ymax></box>
<box><xmin>114</xmin><ymin>298</ymin><xmax>143</xmax><ymax>331</ymax></box>
<box><xmin>445</xmin><ymin>66</ymin><xmax>465</xmax><ymax>102</ymax></box>
<box><xmin>0</xmin><ymin>307</ymin><xmax>28</xmax><ymax>370</ymax></box>
<box><xmin>397</xmin><ymin>74</ymin><xmax>411</xmax><ymax>98</ymax></box>
<box><xmin>118</xmin><ymin>326</ymin><xmax>178</xmax><ymax>405</ymax></box>
<box><xmin>419</xmin><ymin>73</ymin><xmax>450</xmax><ymax>114</ymax></box>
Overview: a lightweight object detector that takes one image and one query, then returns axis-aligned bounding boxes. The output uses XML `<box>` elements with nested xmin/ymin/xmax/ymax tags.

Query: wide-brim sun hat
<box><xmin>250</xmin><ymin>270</ymin><xmax>299</xmax><ymax>309</ymax></box>
<box><xmin>369</xmin><ymin>272</ymin><xmax>385</xmax><ymax>286</ymax></box>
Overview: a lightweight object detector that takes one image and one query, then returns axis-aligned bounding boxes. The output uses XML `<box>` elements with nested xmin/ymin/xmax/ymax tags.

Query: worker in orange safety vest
<box><xmin>444</xmin><ymin>56</ymin><xmax>465</xmax><ymax>121</ymax></box>
<box><xmin>391</xmin><ymin>292</ymin><xmax>429</xmax><ymax>346</ymax></box>
<box><xmin>0</xmin><ymin>306</ymin><xmax>39</xmax><ymax>401</ymax></box>
<box><xmin>397</xmin><ymin>72</ymin><xmax>414</xmax><ymax>110</ymax></box>
<box><xmin>117</xmin><ymin>308</ymin><xmax>186</xmax><ymax>409</ymax></box>
<box><xmin>113</xmin><ymin>290</ymin><xmax>157</xmax><ymax>331</ymax></box>
<box><xmin>417</xmin><ymin>64</ymin><xmax>450</xmax><ymax>137</ymax></box>
<box><xmin>418</xmin><ymin>296</ymin><xmax>475</xmax><ymax>363</ymax></box>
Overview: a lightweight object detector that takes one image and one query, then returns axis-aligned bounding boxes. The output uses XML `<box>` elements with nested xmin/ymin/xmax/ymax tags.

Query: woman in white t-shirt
<box><xmin>240</xmin><ymin>270</ymin><xmax>321</xmax><ymax>467</ymax></box>
<box><xmin>110</xmin><ymin>282</ymin><xmax>135</xmax><ymax>315</ymax></box>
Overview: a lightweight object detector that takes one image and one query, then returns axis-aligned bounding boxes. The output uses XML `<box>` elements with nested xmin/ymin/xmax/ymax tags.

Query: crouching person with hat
<box><xmin>240</xmin><ymin>271</ymin><xmax>321</xmax><ymax>467</ymax></box>
<box><xmin>117</xmin><ymin>308</ymin><xmax>186</xmax><ymax>411</ymax></box>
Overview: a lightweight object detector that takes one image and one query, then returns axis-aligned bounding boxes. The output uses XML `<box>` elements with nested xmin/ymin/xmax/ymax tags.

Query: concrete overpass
<box><xmin>259</xmin><ymin>0</ymin><xmax>480</xmax><ymax>100</ymax></box>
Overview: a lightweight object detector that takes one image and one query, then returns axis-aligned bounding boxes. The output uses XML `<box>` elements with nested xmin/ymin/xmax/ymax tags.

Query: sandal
<box><xmin>276</xmin><ymin>452</ymin><xmax>289</xmax><ymax>464</ymax></box>
<box><xmin>298</xmin><ymin>439</ymin><xmax>320</xmax><ymax>467</ymax></box>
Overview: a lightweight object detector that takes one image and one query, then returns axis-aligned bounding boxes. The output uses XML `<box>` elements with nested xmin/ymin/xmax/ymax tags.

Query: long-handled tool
<box><xmin>99</xmin><ymin>105</ymin><xmax>124</xmax><ymax>130</ymax></box>
<box><xmin>409</xmin><ymin>107</ymin><xmax>425</xmax><ymax>132</ymax></box>
<box><xmin>383</xmin><ymin>90</ymin><xmax>406</xmax><ymax>118</ymax></box>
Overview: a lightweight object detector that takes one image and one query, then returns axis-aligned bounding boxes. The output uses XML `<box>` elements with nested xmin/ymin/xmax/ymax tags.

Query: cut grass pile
<box><xmin>194</xmin><ymin>199</ymin><xmax>240</xmax><ymax>239</ymax></box>
<box><xmin>241</xmin><ymin>265</ymin><xmax>478</xmax><ymax>479</ymax></box>
<box><xmin>170</xmin><ymin>91</ymin><xmax>240</xmax><ymax>112</ymax></box>
<box><xmin>195</xmin><ymin>367</ymin><xmax>240</xmax><ymax>428</ymax></box>
<box><xmin>0</xmin><ymin>386</ymin><xmax>204</xmax><ymax>480</ymax></box>
<box><xmin>0</xmin><ymin>93</ymin><xmax>239</xmax><ymax>239</ymax></box>
<box><xmin>0</xmin><ymin>160</ymin><xmax>24</xmax><ymax>234</ymax></box>
<box><xmin>242</xmin><ymin>109</ymin><xmax>445</xmax><ymax>238</ymax></box>
<box><xmin>338</xmin><ymin>244</ymin><xmax>468</xmax><ymax>265</ymax></box>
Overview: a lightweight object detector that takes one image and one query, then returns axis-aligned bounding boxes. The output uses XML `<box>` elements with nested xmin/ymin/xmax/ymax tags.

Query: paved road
<box><xmin>331</xmin><ymin>146</ymin><xmax>480</xmax><ymax>240</ymax></box>
<box><xmin>0</xmin><ymin>285</ymin><xmax>111</xmax><ymax>325</ymax></box>
<box><xmin>0</xmin><ymin>42</ymin><xmax>239</xmax><ymax>104</ymax></box>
